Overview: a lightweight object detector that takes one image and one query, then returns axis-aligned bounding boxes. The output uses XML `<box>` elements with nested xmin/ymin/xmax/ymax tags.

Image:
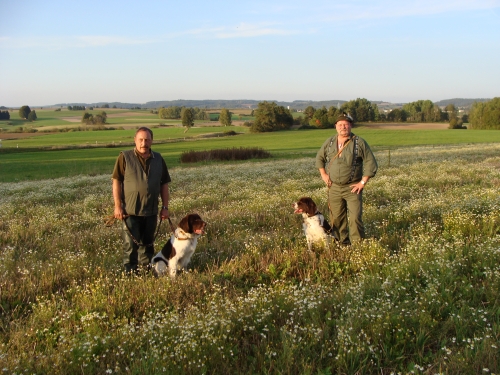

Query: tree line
<box><xmin>0</xmin><ymin>110</ymin><xmax>10</xmax><ymax>120</ymax></box>
<box><xmin>468</xmin><ymin>97</ymin><xmax>500</xmax><ymax>130</ymax></box>
<box><xmin>158</xmin><ymin>106</ymin><xmax>209</xmax><ymax>121</ymax></box>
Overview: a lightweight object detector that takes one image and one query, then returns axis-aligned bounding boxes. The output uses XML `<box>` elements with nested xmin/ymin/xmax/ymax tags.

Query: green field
<box><xmin>1</xmin><ymin>121</ymin><xmax>500</xmax><ymax>182</ymax></box>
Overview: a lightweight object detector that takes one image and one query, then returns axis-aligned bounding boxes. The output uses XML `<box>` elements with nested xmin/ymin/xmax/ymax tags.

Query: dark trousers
<box><xmin>328</xmin><ymin>183</ymin><xmax>365</xmax><ymax>244</ymax></box>
<box><xmin>121</xmin><ymin>215</ymin><xmax>157</xmax><ymax>272</ymax></box>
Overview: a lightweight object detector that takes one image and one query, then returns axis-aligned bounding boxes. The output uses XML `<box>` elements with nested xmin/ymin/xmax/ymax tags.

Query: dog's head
<box><xmin>178</xmin><ymin>213</ymin><xmax>206</xmax><ymax>235</ymax></box>
<box><xmin>293</xmin><ymin>197</ymin><xmax>317</xmax><ymax>216</ymax></box>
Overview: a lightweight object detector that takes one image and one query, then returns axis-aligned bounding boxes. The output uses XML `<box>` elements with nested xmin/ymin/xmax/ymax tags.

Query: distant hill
<box><xmin>52</xmin><ymin>99</ymin><xmax>348</xmax><ymax>111</ymax></box>
<box><xmin>47</xmin><ymin>98</ymin><xmax>492</xmax><ymax>111</ymax></box>
<box><xmin>434</xmin><ymin>98</ymin><xmax>491</xmax><ymax>109</ymax></box>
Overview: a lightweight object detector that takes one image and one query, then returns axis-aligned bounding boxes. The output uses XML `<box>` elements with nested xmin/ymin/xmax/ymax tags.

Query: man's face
<box><xmin>134</xmin><ymin>130</ymin><xmax>153</xmax><ymax>156</ymax></box>
<box><xmin>335</xmin><ymin>120</ymin><xmax>352</xmax><ymax>137</ymax></box>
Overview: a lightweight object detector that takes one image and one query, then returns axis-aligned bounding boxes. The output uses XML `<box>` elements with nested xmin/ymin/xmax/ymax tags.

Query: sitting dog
<box><xmin>293</xmin><ymin>197</ymin><xmax>332</xmax><ymax>251</ymax></box>
<box><xmin>152</xmin><ymin>213</ymin><xmax>206</xmax><ymax>278</ymax></box>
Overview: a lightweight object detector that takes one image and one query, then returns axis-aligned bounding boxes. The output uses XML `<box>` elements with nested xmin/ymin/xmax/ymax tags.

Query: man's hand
<box><xmin>114</xmin><ymin>206</ymin><xmax>125</xmax><ymax>220</ymax></box>
<box><xmin>319</xmin><ymin>168</ymin><xmax>332</xmax><ymax>187</ymax></box>
<box><xmin>160</xmin><ymin>207</ymin><xmax>170</xmax><ymax>220</ymax></box>
<box><xmin>350</xmin><ymin>182</ymin><xmax>364</xmax><ymax>194</ymax></box>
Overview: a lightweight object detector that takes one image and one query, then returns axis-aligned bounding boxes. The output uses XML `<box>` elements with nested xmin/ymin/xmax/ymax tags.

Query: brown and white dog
<box><xmin>293</xmin><ymin>197</ymin><xmax>332</xmax><ymax>251</ymax></box>
<box><xmin>152</xmin><ymin>213</ymin><xmax>206</xmax><ymax>278</ymax></box>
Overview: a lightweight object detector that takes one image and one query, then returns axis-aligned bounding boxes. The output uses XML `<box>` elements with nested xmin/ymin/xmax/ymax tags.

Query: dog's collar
<box><xmin>307</xmin><ymin>211</ymin><xmax>322</xmax><ymax>218</ymax></box>
<box><xmin>174</xmin><ymin>228</ymin><xmax>193</xmax><ymax>241</ymax></box>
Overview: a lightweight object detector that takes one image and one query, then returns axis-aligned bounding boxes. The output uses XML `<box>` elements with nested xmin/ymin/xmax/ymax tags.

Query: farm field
<box><xmin>0</xmin><ymin>108</ymin><xmax>251</xmax><ymax>135</ymax></box>
<box><xmin>1</xmin><ymin>119</ymin><xmax>500</xmax><ymax>182</ymax></box>
<box><xmin>0</xmin><ymin>141</ymin><xmax>499</xmax><ymax>374</ymax></box>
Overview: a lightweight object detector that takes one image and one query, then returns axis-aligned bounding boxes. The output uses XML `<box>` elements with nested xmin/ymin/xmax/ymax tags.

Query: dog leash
<box><xmin>105</xmin><ymin>214</ymin><xmax>164</xmax><ymax>247</ymax></box>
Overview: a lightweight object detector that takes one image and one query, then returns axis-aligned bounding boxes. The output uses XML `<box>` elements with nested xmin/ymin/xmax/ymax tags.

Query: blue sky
<box><xmin>1</xmin><ymin>0</ymin><xmax>499</xmax><ymax>107</ymax></box>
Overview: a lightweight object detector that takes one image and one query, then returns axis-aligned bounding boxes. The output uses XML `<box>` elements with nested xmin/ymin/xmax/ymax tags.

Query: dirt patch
<box><xmin>61</xmin><ymin>117</ymin><xmax>81</xmax><ymax>123</ymax></box>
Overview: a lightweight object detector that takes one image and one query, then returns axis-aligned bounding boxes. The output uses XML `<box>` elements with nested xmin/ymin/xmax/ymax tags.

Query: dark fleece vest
<box><xmin>122</xmin><ymin>150</ymin><xmax>162</xmax><ymax>216</ymax></box>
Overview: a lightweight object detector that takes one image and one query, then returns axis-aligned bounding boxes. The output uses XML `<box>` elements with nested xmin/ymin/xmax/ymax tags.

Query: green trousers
<box><xmin>328</xmin><ymin>183</ymin><xmax>365</xmax><ymax>244</ymax></box>
<box><xmin>121</xmin><ymin>215</ymin><xmax>157</xmax><ymax>273</ymax></box>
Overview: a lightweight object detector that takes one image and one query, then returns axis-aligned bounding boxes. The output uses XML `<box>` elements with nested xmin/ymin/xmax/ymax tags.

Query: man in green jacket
<box><xmin>112</xmin><ymin>127</ymin><xmax>171</xmax><ymax>273</ymax></box>
<box><xmin>315</xmin><ymin>113</ymin><xmax>378</xmax><ymax>245</ymax></box>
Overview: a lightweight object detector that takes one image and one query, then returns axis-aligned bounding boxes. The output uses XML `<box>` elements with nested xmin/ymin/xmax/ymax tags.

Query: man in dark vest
<box><xmin>315</xmin><ymin>113</ymin><xmax>377</xmax><ymax>245</ymax></box>
<box><xmin>112</xmin><ymin>127</ymin><xmax>171</xmax><ymax>273</ymax></box>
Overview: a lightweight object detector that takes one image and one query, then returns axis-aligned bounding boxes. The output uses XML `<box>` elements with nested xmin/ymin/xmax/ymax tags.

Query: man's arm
<box><xmin>319</xmin><ymin>167</ymin><xmax>332</xmax><ymax>187</ymax></box>
<box><xmin>112</xmin><ymin>178</ymin><xmax>125</xmax><ymax>220</ymax></box>
<box><xmin>160</xmin><ymin>183</ymin><xmax>170</xmax><ymax>219</ymax></box>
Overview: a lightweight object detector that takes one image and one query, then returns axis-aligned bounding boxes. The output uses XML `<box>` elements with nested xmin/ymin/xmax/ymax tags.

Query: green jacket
<box><xmin>315</xmin><ymin>133</ymin><xmax>378</xmax><ymax>185</ymax></box>
<box><xmin>122</xmin><ymin>150</ymin><xmax>163</xmax><ymax>216</ymax></box>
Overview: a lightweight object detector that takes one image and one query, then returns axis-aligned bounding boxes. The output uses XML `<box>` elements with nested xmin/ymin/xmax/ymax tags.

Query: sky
<box><xmin>1</xmin><ymin>0</ymin><xmax>499</xmax><ymax>107</ymax></box>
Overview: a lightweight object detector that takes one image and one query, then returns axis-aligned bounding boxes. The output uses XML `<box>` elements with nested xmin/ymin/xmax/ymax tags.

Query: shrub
<box><xmin>180</xmin><ymin>147</ymin><xmax>272</xmax><ymax>163</ymax></box>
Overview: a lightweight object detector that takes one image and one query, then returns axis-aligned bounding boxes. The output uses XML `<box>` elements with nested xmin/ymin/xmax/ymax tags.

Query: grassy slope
<box><xmin>0</xmin><ymin>144</ymin><xmax>499</xmax><ymax>374</ymax></box>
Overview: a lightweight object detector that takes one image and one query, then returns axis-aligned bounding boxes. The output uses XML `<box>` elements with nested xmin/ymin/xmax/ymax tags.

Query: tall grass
<box><xmin>0</xmin><ymin>144</ymin><xmax>499</xmax><ymax>374</ymax></box>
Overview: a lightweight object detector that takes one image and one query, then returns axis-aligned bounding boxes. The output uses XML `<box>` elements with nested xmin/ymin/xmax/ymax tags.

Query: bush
<box><xmin>180</xmin><ymin>147</ymin><xmax>272</xmax><ymax>163</ymax></box>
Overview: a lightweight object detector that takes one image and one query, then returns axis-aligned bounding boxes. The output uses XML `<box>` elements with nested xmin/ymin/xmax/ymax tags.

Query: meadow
<box><xmin>0</xmin><ymin>138</ymin><xmax>499</xmax><ymax>374</ymax></box>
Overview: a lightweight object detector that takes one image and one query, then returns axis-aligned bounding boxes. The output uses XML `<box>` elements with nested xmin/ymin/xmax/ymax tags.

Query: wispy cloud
<box><xmin>0</xmin><ymin>35</ymin><xmax>156</xmax><ymax>49</ymax></box>
<box><xmin>176</xmin><ymin>22</ymin><xmax>298</xmax><ymax>39</ymax></box>
<box><xmin>214</xmin><ymin>23</ymin><xmax>297</xmax><ymax>38</ymax></box>
<box><xmin>317</xmin><ymin>0</ymin><xmax>500</xmax><ymax>23</ymax></box>
<box><xmin>75</xmin><ymin>36</ymin><xmax>156</xmax><ymax>47</ymax></box>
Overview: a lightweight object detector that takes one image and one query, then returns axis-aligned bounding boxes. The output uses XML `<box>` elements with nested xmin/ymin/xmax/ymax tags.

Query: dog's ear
<box><xmin>178</xmin><ymin>216</ymin><xmax>190</xmax><ymax>232</ymax></box>
<box><xmin>307</xmin><ymin>199</ymin><xmax>317</xmax><ymax>214</ymax></box>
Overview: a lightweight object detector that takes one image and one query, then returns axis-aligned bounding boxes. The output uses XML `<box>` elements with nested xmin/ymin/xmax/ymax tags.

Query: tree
<box><xmin>18</xmin><ymin>105</ymin><xmax>31</xmax><ymax>119</ymax></box>
<box><xmin>159</xmin><ymin>106</ymin><xmax>182</xmax><ymax>119</ymax></box>
<box><xmin>401</xmin><ymin>100</ymin><xmax>443</xmax><ymax>122</ymax></box>
<box><xmin>469</xmin><ymin>97</ymin><xmax>500</xmax><ymax>129</ymax></box>
<box><xmin>326</xmin><ymin>106</ymin><xmax>339</xmax><ymax>126</ymax></box>
<box><xmin>181</xmin><ymin>107</ymin><xmax>194</xmax><ymax>129</ymax></box>
<box><xmin>93</xmin><ymin>111</ymin><xmax>107</xmax><ymax>125</ymax></box>
<box><xmin>340</xmin><ymin>98</ymin><xmax>378</xmax><ymax>122</ymax></box>
<box><xmin>0</xmin><ymin>110</ymin><xmax>10</xmax><ymax>120</ymax></box>
<box><xmin>311</xmin><ymin>106</ymin><xmax>328</xmax><ymax>128</ymax></box>
<box><xmin>27</xmin><ymin>110</ymin><xmax>37</xmax><ymax>122</ymax></box>
<box><xmin>219</xmin><ymin>108</ymin><xmax>232</xmax><ymax>126</ymax></box>
<box><xmin>82</xmin><ymin>112</ymin><xmax>94</xmax><ymax>124</ymax></box>
<box><xmin>387</xmin><ymin>108</ymin><xmax>407</xmax><ymax>122</ymax></box>
<box><xmin>251</xmin><ymin>101</ymin><xmax>293</xmax><ymax>133</ymax></box>
<box><xmin>304</xmin><ymin>106</ymin><xmax>316</xmax><ymax>121</ymax></box>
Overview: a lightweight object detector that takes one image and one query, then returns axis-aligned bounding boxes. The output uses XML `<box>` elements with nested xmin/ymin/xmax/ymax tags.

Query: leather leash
<box><xmin>105</xmin><ymin>214</ymin><xmax>165</xmax><ymax>247</ymax></box>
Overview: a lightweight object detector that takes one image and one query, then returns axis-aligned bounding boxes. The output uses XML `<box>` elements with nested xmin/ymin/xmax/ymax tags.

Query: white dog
<box><xmin>152</xmin><ymin>213</ymin><xmax>206</xmax><ymax>278</ymax></box>
<box><xmin>293</xmin><ymin>197</ymin><xmax>332</xmax><ymax>251</ymax></box>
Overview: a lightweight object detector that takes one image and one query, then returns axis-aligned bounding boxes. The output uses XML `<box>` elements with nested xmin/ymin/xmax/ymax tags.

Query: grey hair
<box><xmin>135</xmin><ymin>126</ymin><xmax>153</xmax><ymax>138</ymax></box>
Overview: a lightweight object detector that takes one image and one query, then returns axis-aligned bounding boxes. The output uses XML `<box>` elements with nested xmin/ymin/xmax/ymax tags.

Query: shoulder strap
<box><xmin>348</xmin><ymin>136</ymin><xmax>359</xmax><ymax>183</ymax></box>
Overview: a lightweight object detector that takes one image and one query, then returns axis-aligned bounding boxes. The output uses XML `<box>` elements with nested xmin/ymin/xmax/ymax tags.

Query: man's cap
<box><xmin>336</xmin><ymin>112</ymin><xmax>353</xmax><ymax>124</ymax></box>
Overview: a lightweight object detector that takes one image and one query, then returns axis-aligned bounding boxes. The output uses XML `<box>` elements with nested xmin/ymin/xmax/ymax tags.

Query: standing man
<box><xmin>112</xmin><ymin>127</ymin><xmax>171</xmax><ymax>273</ymax></box>
<box><xmin>315</xmin><ymin>113</ymin><xmax>377</xmax><ymax>245</ymax></box>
